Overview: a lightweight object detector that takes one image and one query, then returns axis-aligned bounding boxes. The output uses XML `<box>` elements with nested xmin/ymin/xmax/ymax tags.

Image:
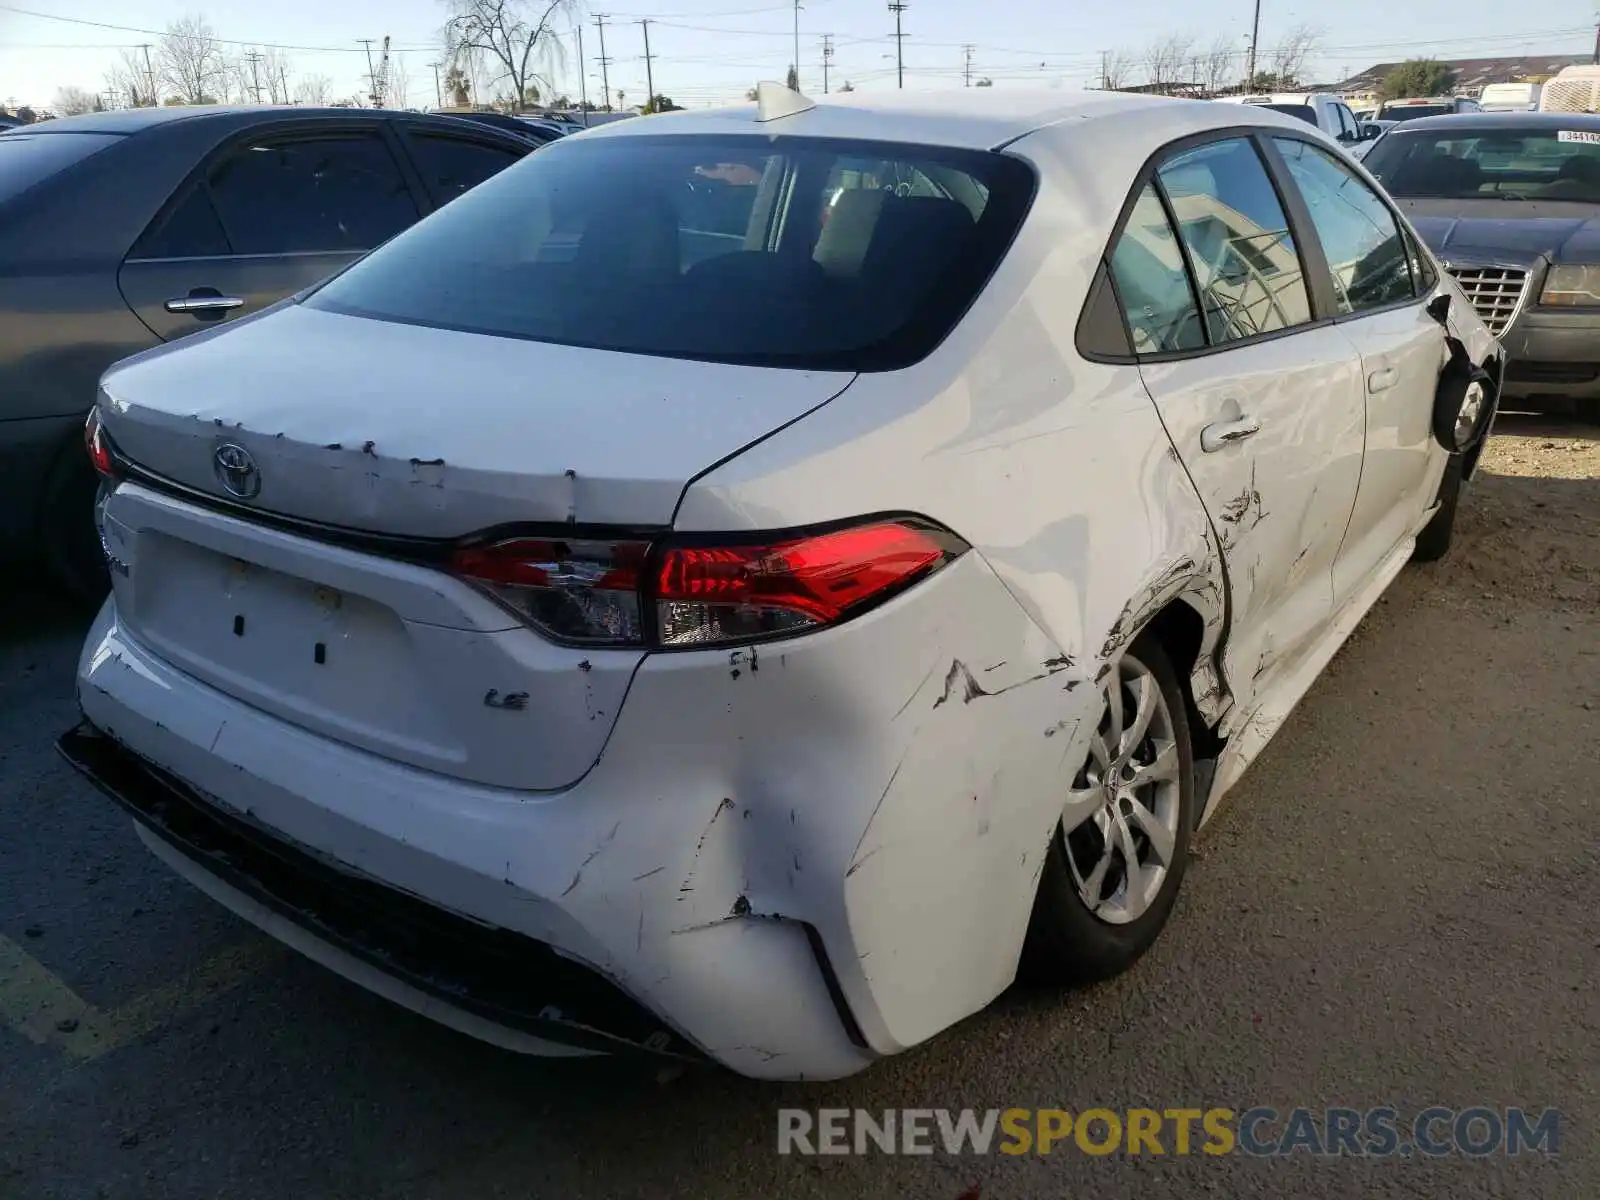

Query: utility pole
<box><xmin>575</xmin><ymin>23</ymin><xmax>590</xmax><ymax>124</ymax></box>
<box><xmin>593</xmin><ymin>15</ymin><xmax>613</xmax><ymax>111</ymax></box>
<box><xmin>1593</xmin><ymin>16</ymin><xmax>1599</xmax><ymax>65</ymax></box>
<box><xmin>428</xmin><ymin>60</ymin><xmax>443</xmax><ymax>108</ymax></box>
<box><xmin>138</xmin><ymin>43</ymin><xmax>156</xmax><ymax>106</ymax></box>
<box><xmin>1100</xmin><ymin>48</ymin><xmax>1109</xmax><ymax>90</ymax></box>
<box><xmin>887</xmin><ymin>1</ymin><xmax>907</xmax><ymax>90</ymax></box>
<box><xmin>244</xmin><ymin>49</ymin><xmax>265</xmax><ymax>104</ymax></box>
<box><xmin>639</xmin><ymin>19</ymin><xmax>655</xmax><ymax>108</ymax></box>
<box><xmin>821</xmin><ymin>34</ymin><xmax>834</xmax><ymax>94</ymax></box>
<box><xmin>963</xmin><ymin>43</ymin><xmax>975</xmax><ymax>87</ymax></box>
<box><xmin>358</xmin><ymin>39</ymin><xmax>379</xmax><ymax>106</ymax></box>
<box><xmin>792</xmin><ymin>0</ymin><xmax>802</xmax><ymax>91</ymax></box>
<box><xmin>1246</xmin><ymin>0</ymin><xmax>1261</xmax><ymax>88</ymax></box>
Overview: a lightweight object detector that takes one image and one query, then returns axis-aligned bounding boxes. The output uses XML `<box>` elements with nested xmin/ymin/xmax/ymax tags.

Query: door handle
<box><xmin>1367</xmin><ymin>366</ymin><xmax>1398</xmax><ymax>393</ymax></box>
<box><xmin>164</xmin><ymin>295</ymin><xmax>245</xmax><ymax>314</ymax></box>
<box><xmin>1200</xmin><ymin>417</ymin><xmax>1261</xmax><ymax>453</ymax></box>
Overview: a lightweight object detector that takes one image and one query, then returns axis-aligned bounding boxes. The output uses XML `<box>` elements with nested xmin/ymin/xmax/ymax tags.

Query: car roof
<box><xmin>570</xmin><ymin>89</ymin><xmax>1285</xmax><ymax>152</ymax></box>
<box><xmin>11</xmin><ymin>105</ymin><xmax>437</xmax><ymax>136</ymax></box>
<box><xmin>1383</xmin><ymin>110</ymin><xmax>1600</xmax><ymax>131</ymax></box>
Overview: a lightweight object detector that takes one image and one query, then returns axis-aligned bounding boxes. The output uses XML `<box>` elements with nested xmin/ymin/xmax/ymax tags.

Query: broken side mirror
<box><xmin>1426</xmin><ymin>293</ymin><xmax>1451</xmax><ymax>327</ymax></box>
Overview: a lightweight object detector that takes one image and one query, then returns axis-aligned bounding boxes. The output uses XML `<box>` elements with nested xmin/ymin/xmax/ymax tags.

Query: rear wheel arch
<box><xmin>1136</xmin><ymin>597</ymin><xmax>1226</xmax><ymax>798</ymax></box>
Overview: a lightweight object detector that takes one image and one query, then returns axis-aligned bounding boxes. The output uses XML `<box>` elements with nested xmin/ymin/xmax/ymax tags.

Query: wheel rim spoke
<box><xmin>1105</xmin><ymin>672</ymin><xmax>1125</xmax><ymax>747</ymax></box>
<box><xmin>1129</xmin><ymin>739</ymin><xmax>1179</xmax><ymax>787</ymax></box>
<box><xmin>1119</xmin><ymin>672</ymin><xmax>1158</xmax><ymax>757</ymax></box>
<box><xmin>1124</xmin><ymin>793</ymin><xmax>1175</xmax><ymax>866</ymax></box>
<box><xmin>1112</xmin><ymin>813</ymin><xmax>1148</xmax><ymax>903</ymax></box>
<box><xmin>1081</xmin><ymin>835</ymin><xmax>1115</xmax><ymax>902</ymax></box>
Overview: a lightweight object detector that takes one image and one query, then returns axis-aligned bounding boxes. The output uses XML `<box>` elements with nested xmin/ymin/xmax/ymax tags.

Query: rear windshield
<box><xmin>1377</xmin><ymin>103</ymin><xmax>1453</xmax><ymax>123</ymax></box>
<box><xmin>1254</xmin><ymin>103</ymin><xmax>1318</xmax><ymax>126</ymax></box>
<box><xmin>0</xmin><ymin>131</ymin><xmax>121</xmax><ymax>205</ymax></box>
<box><xmin>306</xmin><ymin>133</ymin><xmax>1036</xmax><ymax>371</ymax></box>
<box><xmin>1365</xmin><ymin>127</ymin><xmax>1600</xmax><ymax>203</ymax></box>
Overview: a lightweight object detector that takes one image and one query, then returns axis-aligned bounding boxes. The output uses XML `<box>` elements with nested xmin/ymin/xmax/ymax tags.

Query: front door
<box><xmin>1109</xmin><ymin>136</ymin><xmax>1367</xmax><ymax>714</ymax></box>
<box><xmin>118</xmin><ymin>128</ymin><xmax>422</xmax><ymax>343</ymax></box>
<box><xmin>1267</xmin><ymin>136</ymin><xmax>1449</xmax><ymax>601</ymax></box>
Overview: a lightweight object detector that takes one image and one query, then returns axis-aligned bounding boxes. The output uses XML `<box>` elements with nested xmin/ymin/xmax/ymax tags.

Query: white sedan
<box><xmin>66</xmin><ymin>85</ymin><xmax>1499</xmax><ymax>1081</ymax></box>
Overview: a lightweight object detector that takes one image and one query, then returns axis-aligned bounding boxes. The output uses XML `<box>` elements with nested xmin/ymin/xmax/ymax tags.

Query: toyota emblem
<box><xmin>213</xmin><ymin>442</ymin><xmax>261</xmax><ymax>499</ymax></box>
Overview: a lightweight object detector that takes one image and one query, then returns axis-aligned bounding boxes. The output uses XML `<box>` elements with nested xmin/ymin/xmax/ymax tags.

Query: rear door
<box><xmin>1267</xmin><ymin>135</ymin><xmax>1448</xmax><ymax>601</ymax></box>
<box><xmin>118</xmin><ymin>123</ymin><xmax>423</xmax><ymax>342</ymax></box>
<box><xmin>1110</xmin><ymin>134</ymin><xmax>1367</xmax><ymax>712</ymax></box>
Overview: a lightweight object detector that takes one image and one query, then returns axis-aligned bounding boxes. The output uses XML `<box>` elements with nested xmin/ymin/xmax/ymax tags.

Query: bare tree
<box><xmin>1268</xmin><ymin>23</ymin><xmax>1322</xmax><ymax>87</ymax></box>
<box><xmin>159</xmin><ymin>14</ymin><xmax>227</xmax><ymax>104</ymax></box>
<box><xmin>1198</xmin><ymin>33</ymin><xmax>1238</xmax><ymax>96</ymax></box>
<box><xmin>442</xmin><ymin>64</ymin><xmax>471</xmax><ymax>106</ymax></box>
<box><xmin>443</xmin><ymin>0</ymin><xmax>571</xmax><ymax>111</ymax></box>
<box><xmin>1142</xmin><ymin>33</ymin><xmax>1195</xmax><ymax>92</ymax></box>
<box><xmin>54</xmin><ymin>85</ymin><xmax>98</xmax><ymax>116</ymax></box>
<box><xmin>387</xmin><ymin>55</ymin><xmax>412</xmax><ymax>109</ymax></box>
<box><xmin>293</xmin><ymin>74</ymin><xmax>333</xmax><ymax>106</ymax></box>
<box><xmin>106</xmin><ymin>47</ymin><xmax>160</xmax><ymax>106</ymax></box>
<box><xmin>262</xmin><ymin>48</ymin><xmax>294</xmax><ymax>104</ymax></box>
<box><xmin>1101</xmin><ymin>49</ymin><xmax>1135</xmax><ymax>90</ymax></box>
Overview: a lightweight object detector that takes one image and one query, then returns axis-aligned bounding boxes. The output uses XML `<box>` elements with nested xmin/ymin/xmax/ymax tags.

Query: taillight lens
<box><xmin>451</xmin><ymin>537</ymin><xmax>650</xmax><ymax>644</ymax></box>
<box><xmin>654</xmin><ymin>522</ymin><xmax>954</xmax><ymax>646</ymax></box>
<box><xmin>85</xmin><ymin>408</ymin><xmax>115</xmax><ymax>479</ymax></box>
<box><xmin>450</xmin><ymin>520</ymin><xmax>964</xmax><ymax>649</ymax></box>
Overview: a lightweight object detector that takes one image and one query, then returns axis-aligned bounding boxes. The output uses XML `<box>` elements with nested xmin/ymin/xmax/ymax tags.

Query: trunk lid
<box><xmin>98</xmin><ymin>303</ymin><xmax>856</xmax><ymax>536</ymax></box>
<box><xmin>95</xmin><ymin>303</ymin><xmax>855</xmax><ymax>791</ymax></box>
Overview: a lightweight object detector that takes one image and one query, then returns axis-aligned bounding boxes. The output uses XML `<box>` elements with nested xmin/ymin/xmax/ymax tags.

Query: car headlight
<box><xmin>1539</xmin><ymin>264</ymin><xmax>1600</xmax><ymax>306</ymax></box>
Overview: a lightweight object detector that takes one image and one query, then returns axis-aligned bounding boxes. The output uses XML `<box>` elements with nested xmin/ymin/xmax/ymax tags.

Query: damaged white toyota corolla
<box><xmin>64</xmin><ymin>85</ymin><xmax>1500</xmax><ymax>1080</ymax></box>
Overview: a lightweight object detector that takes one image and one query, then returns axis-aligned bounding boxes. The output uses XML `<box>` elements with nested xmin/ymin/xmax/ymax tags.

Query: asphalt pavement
<box><xmin>2</xmin><ymin>420</ymin><xmax>1595</xmax><ymax>1199</ymax></box>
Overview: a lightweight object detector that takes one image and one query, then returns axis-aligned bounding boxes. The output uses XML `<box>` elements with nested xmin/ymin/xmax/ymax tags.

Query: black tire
<box><xmin>1412</xmin><ymin>455</ymin><xmax>1463</xmax><ymax>564</ymax></box>
<box><xmin>1022</xmin><ymin>632</ymin><xmax>1195</xmax><ymax>986</ymax></box>
<box><xmin>38</xmin><ymin>435</ymin><xmax>109</xmax><ymax>604</ymax></box>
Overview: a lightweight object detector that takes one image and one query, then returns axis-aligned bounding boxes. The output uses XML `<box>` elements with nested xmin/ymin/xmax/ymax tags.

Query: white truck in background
<box><xmin>1218</xmin><ymin>92</ymin><xmax>1374</xmax><ymax>151</ymax></box>
<box><xmin>1479</xmin><ymin>82</ymin><xmax>1542</xmax><ymax>112</ymax></box>
<box><xmin>1539</xmin><ymin>65</ymin><xmax>1600</xmax><ymax>113</ymax></box>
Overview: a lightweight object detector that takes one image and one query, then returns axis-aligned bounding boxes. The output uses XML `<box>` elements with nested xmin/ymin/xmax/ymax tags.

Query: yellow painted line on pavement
<box><xmin>0</xmin><ymin>935</ymin><xmax>278</xmax><ymax>1062</ymax></box>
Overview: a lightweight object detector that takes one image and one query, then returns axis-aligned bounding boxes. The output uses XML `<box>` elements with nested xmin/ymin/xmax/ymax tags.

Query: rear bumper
<box><xmin>71</xmin><ymin>546</ymin><xmax>1089</xmax><ymax>1078</ymax></box>
<box><xmin>1500</xmin><ymin>309</ymin><xmax>1600</xmax><ymax>401</ymax></box>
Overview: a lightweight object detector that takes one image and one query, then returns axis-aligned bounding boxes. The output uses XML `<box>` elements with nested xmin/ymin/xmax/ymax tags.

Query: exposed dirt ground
<box><xmin>2</xmin><ymin>412</ymin><xmax>1596</xmax><ymax>1200</ymax></box>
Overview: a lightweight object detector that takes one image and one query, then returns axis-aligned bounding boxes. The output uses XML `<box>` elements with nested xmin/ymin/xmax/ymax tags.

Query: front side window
<box><xmin>1274</xmin><ymin>137</ymin><xmax>1413</xmax><ymax>314</ymax></box>
<box><xmin>306</xmin><ymin>134</ymin><xmax>1034</xmax><ymax>371</ymax></box>
<box><xmin>207</xmin><ymin>134</ymin><xmax>419</xmax><ymax>255</ymax></box>
<box><xmin>407</xmin><ymin>133</ymin><xmax>524</xmax><ymax>202</ymax></box>
<box><xmin>1109</xmin><ymin>185</ymin><xmax>1205</xmax><ymax>354</ymax></box>
<box><xmin>1156</xmin><ymin>138</ymin><xmax>1312</xmax><ymax>344</ymax></box>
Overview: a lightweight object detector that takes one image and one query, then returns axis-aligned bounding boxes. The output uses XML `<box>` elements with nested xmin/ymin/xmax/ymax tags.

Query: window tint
<box><xmin>1403</xmin><ymin>226</ymin><xmax>1436</xmax><ymax>293</ymax></box>
<box><xmin>1257</xmin><ymin>103</ymin><xmax>1318</xmax><ymax>127</ymax></box>
<box><xmin>1157</xmin><ymin>138</ymin><xmax>1312</xmax><ymax>344</ymax></box>
<box><xmin>408</xmin><ymin>134</ymin><xmax>524</xmax><ymax>201</ymax></box>
<box><xmin>1336</xmin><ymin>106</ymin><xmax>1358</xmax><ymax>140</ymax></box>
<box><xmin>1109</xmin><ymin>185</ymin><xmax>1204</xmax><ymax>354</ymax></box>
<box><xmin>1365</xmin><ymin>127</ymin><xmax>1600</xmax><ymax>203</ymax></box>
<box><xmin>1274</xmin><ymin>137</ymin><xmax>1413</xmax><ymax>314</ymax></box>
<box><xmin>130</xmin><ymin>184</ymin><xmax>230</xmax><ymax>259</ymax></box>
<box><xmin>0</xmin><ymin>131</ymin><xmax>120</xmax><ymax>205</ymax></box>
<box><xmin>306</xmin><ymin>134</ymin><xmax>1035</xmax><ymax>372</ymax></box>
<box><xmin>207</xmin><ymin>135</ymin><xmax>418</xmax><ymax>255</ymax></box>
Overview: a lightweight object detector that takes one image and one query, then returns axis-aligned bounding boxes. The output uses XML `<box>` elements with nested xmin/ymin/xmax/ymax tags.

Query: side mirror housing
<box><xmin>1427</xmin><ymin>292</ymin><xmax>1452</xmax><ymax>327</ymax></box>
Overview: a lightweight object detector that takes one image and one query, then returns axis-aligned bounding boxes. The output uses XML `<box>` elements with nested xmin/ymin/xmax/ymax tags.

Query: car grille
<box><xmin>1445</xmin><ymin>266</ymin><xmax>1528</xmax><ymax>336</ymax></box>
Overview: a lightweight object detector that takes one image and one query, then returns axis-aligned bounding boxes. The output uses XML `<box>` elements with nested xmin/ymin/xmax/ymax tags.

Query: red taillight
<box><xmin>653</xmin><ymin>522</ymin><xmax>952</xmax><ymax>646</ymax></box>
<box><xmin>85</xmin><ymin>408</ymin><xmax>115</xmax><ymax>479</ymax></box>
<box><xmin>450</xmin><ymin>537</ymin><xmax>650</xmax><ymax>645</ymax></box>
<box><xmin>450</xmin><ymin>520</ymin><xmax>963</xmax><ymax>649</ymax></box>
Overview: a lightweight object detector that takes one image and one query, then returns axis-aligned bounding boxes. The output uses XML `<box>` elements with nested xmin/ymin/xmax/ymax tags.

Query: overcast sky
<box><xmin>0</xmin><ymin>0</ymin><xmax>1591</xmax><ymax>111</ymax></box>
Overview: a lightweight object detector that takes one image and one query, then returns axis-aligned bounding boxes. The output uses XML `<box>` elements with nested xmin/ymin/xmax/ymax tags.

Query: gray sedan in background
<box><xmin>0</xmin><ymin>106</ymin><xmax>534</xmax><ymax>596</ymax></box>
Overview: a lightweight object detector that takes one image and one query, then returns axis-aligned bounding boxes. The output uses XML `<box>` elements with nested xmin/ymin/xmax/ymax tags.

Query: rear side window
<box><xmin>1273</xmin><ymin>138</ymin><xmax>1413</xmax><ymax>314</ymax></box>
<box><xmin>306</xmin><ymin>134</ymin><xmax>1035</xmax><ymax>371</ymax></box>
<box><xmin>0</xmin><ymin>131</ymin><xmax>121</xmax><ymax>205</ymax></box>
<box><xmin>207</xmin><ymin>134</ymin><xmax>419</xmax><ymax>255</ymax></box>
<box><xmin>130</xmin><ymin>184</ymin><xmax>230</xmax><ymax>259</ymax></box>
<box><xmin>1109</xmin><ymin>185</ymin><xmax>1205</xmax><ymax>354</ymax></box>
<box><xmin>407</xmin><ymin>133</ymin><xmax>524</xmax><ymax>201</ymax></box>
<box><xmin>1157</xmin><ymin>138</ymin><xmax>1312</xmax><ymax>344</ymax></box>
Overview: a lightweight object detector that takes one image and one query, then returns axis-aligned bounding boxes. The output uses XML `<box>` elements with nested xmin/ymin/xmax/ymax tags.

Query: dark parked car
<box><xmin>1364</xmin><ymin>111</ymin><xmax>1600</xmax><ymax>415</ymax></box>
<box><xmin>0</xmin><ymin>114</ymin><xmax>20</xmax><ymax>131</ymax></box>
<box><xmin>0</xmin><ymin>106</ymin><xmax>534</xmax><ymax>595</ymax></box>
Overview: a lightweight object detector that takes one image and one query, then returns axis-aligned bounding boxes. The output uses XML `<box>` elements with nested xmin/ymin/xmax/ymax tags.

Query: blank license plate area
<box><xmin>130</xmin><ymin>532</ymin><xmax>443</xmax><ymax>747</ymax></box>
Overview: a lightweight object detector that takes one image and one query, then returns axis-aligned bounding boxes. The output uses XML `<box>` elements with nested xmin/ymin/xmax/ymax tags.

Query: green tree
<box><xmin>785</xmin><ymin>64</ymin><xmax>798</xmax><ymax>90</ymax></box>
<box><xmin>1381</xmin><ymin>58</ymin><xmax>1456</xmax><ymax>100</ymax></box>
<box><xmin>640</xmin><ymin>94</ymin><xmax>681</xmax><ymax>113</ymax></box>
